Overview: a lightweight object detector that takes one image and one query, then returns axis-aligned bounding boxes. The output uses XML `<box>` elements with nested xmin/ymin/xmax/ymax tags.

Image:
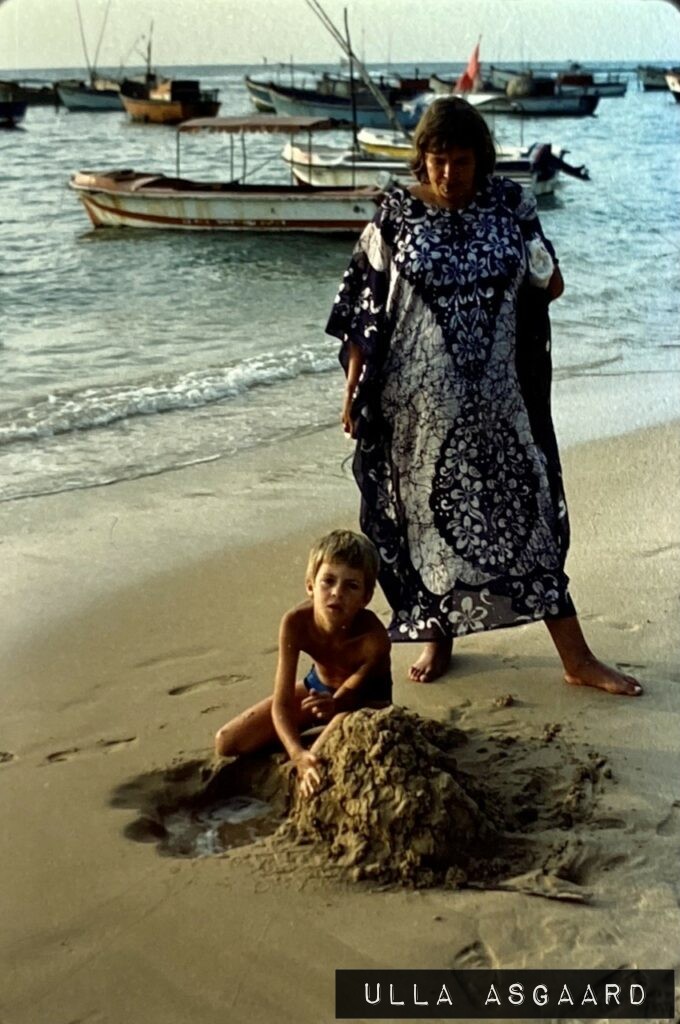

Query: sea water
<box><xmin>1</xmin><ymin>61</ymin><xmax>679</xmax><ymax>503</ymax></box>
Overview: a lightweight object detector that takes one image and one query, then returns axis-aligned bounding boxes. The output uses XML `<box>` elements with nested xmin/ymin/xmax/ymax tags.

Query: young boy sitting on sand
<box><xmin>214</xmin><ymin>529</ymin><xmax>392</xmax><ymax>797</ymax></box>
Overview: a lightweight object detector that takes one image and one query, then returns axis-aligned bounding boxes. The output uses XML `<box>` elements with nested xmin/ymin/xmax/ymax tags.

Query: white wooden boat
<box><xmin>283</xmin><ymin>139</ymin><xmax>583</xmax><ymax>197</ymax></box>
<box><xmin>68</xmin><ymin>115</ymin><xmax>383</xmax><ymax>233</ymax></box>
<box><xmin>358</xmin><ymin>126</ymin><xmax>565</xmax><ymax>165</ymax></box>
<box><xmin>281</xmin><ymin>141</ymin><xmax>410</xmax><ymax>189</ymax></box>
<box><xmin>666</xmin><ymin>70</ymin><xmax>680</xmax><ymax>102</ymax></box>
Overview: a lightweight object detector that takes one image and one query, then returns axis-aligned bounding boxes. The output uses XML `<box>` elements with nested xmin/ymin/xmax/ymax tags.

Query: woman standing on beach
<box><xmin>327</xmin><ymin>97</ymin><xmax>641</xmax><ymax>696</ymax></box>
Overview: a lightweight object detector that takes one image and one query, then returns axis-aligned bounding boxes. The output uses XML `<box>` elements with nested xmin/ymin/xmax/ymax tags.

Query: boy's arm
<box><xmin>273</xmin><ymin>611</ymin><xmax>321</xmax><ymax>797</ymax></box>
<box><xmin>271</xmin><ymin>611</ymin><xmax>305</xmax><ymax>760</ymax></box>
<box><xmin>331</xmin><ymin>628</ymin><xmax>391</xmax><ymax>712</ymax></box>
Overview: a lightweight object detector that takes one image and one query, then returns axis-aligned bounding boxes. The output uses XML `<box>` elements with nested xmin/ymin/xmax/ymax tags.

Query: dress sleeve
<box><xmin>508</xmin><ymin>182</ymin><xmax>557</xmax><ymax>260</ymax></box>
<box><xmin>325</xmin><ymin>201</ymin><xmax>392</xmax><ymax>376</ymax></box>
<box><xmin>504</xmin><ymin>180</ymin><xmax>558</xmax><ymax>289</ymax></box>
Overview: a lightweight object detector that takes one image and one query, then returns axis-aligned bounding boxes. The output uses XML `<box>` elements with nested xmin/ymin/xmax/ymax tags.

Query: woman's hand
<box><xmin>294</xmin><ymin>749</ymin><xmax>322</xmax><ymax>798</ymax></box>
<box><xmin>342</xmin><ymin>342</ymin><xmax>364</xmax><ymax>437</ymax></box>
<box><xmin>547</xmin><ymin>265</ymin><xmax>564</xmax><ymax>302</ymax></box>
<box><xmin>341</xmin><ymin>390</ymin><xmax>357</xmax><ymax>438</ymax></box>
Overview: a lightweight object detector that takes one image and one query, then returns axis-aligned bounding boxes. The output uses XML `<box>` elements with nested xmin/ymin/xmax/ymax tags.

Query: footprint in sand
<box><xmin>0</xmin><ymin>751</ymin><xmax>16</xmax><ymax>764</ymax></box>
<box><xmin>656</xmin><ymin>801</ymin><xmax>680</xmax><ymax>837</ymax></box>
<box><xmin>44</xmin><ymin>737</ymin><xmax>137</xmax><ymax>764</ymax></box>
<box><xmin>641</xmin><ymin>542</ymin><xmax>680</xmax><ymax>558</ymax></box>
<box><xmin>97</xmin><ymin>737</ymin><xmax>137</xmax><ymax>752</ymax></box>
<box><xmin>582</xmin><ymin>614</ymin><xmax>641</xmax><ymax>633</ymax></box>
<box><xmin>134</xmin><ymin>647</ymin><xmax>219</xmax><ymax>671</ymax></box>
<box><xmin>167</xmin><ymin>673</ymin><xmax>248</xmax><ymax>696</ymax></box>
<box><xmin>591</xmin><ymin>816</ymin><xmax>627</xmax><ymax>830</ymax></box>
<box><xmin>45</xmin><ymin>747</ymin><xmax>81</xmax><ymax>763</ymax></box>
<box><xmin>452</xmin><ymin>940</ymin><xmax>495</xmax><ymax>969</ymax></box>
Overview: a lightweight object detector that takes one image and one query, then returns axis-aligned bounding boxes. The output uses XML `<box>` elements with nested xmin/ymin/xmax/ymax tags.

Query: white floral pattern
<box><xmin>327</xmin><ymin>178</ymin><xmax>574</xmax><ymax>641</ymax></box>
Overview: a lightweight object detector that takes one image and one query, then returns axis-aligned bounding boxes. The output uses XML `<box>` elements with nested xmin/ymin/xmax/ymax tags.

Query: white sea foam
<box><xmin>0</xmin><ymin>347</ymin><xmax>337</xmax><ymax>446</ymax></box>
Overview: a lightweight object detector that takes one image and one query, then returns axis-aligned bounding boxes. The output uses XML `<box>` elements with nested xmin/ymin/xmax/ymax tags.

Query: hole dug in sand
<box><xmin>113</xmin><ymin>706</ymin><xmax>612</xmax><ymax>895</ymax></box>
<box><xmin>111</xmin><ymin>755</ymin><xmax>288</xmax><ymax>858</ymax></box>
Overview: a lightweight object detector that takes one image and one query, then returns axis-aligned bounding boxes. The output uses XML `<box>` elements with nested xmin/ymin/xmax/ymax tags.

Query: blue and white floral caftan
<box><xmin>326</xmin><ymin>178</ymin><xmax>575</xmax><ymax>643</ymax></box>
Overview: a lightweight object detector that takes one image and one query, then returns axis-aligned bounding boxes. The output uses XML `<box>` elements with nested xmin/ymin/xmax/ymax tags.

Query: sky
<box><xmin>0</xmin><ymin>0</ymin><xmax>678</xmax><ymax>71</ymax></box>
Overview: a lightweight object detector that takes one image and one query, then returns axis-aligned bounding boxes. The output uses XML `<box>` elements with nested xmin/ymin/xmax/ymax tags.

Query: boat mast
<box><xmin>75</xmin><ymin>0</ymin><xmax>94</xmax><ymax>84</ymax></box>
<box><xmin>344</xmin><ymin>8</ymin><xmax>359</xmax><ymax>173</ymax></box>
<box><xmin>91</xmin><ymin>0</ymin><xmax>113</xmax><ymax>79</ymax></box>
<box><xmin>145</xmin><ymin>22</ymin><xmax>154</xmax><ymax>83</ymax></box>
<box><xmin>305</xmin><ymin>0</ymin><xmax>411</xmax><ymax>140</ymax></box>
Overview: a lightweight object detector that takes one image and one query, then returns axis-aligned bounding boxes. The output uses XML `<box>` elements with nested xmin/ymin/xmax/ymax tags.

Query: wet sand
<box><xmin>1</xmin><ymin>421</ymin><xmax>679</xmax><ymax>1024</ymax></box>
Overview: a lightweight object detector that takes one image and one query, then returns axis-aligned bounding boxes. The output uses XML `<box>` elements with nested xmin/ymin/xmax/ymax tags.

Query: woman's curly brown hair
<box><xmin>411</xmin><ymin>97</ymin><xmax>496</xmax><ymax>184</ymax></box>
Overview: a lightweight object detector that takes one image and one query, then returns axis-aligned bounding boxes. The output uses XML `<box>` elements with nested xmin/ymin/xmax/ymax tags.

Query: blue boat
<box><xmin>266</xmin><ymin>81</ymin><xmax>422</xmax><ymax>131</ymax></box>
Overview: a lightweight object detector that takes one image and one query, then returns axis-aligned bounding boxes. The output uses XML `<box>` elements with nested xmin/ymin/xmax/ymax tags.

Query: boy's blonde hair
<box><xmin>306</xmin><ymin>529</ymin><xmax>380</xmax><ymax>595</ymax></box>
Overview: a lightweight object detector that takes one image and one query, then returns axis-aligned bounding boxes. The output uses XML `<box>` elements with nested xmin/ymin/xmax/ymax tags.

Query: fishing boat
<box><xmin>244</xmin><ymin>73</ymin><xmax>277</xmax><ymax>112</ymax></box>
<box><xmin>427</xmin><ymin>43</ymin><xmax>600</xmax><ymax>116</ymax></box>
<box><xmin>555</xmin><ymin>67</ymin><xmax>627</xmax><ymax>97</ymax></box>
<box><xmin>636</xmin><ymin>65</ymin><xmax>670</xmax><ymax>91</ymax></box>
<box><xmin>487</xmin><ymin>64</ymin><xmax>627</xmax><ymax>98</ymax></box>
<box><xmin>266</xmin><ymin>81</ymin><xmax>422</xmax><ymax>130</ymax></box>
<box><xmin>0</xmin><ymin>78</ymin><xmax>60</xmax><ymax>106</ymax></box>
<box><xmin>245</xmin><ymin>68</ymin><xmax>430</xmax><ymax>116</ymax></box>
<box><xmin>0</xmin><ymin>95</ymin><xmax>28</xmax><ymax>127</ymax></box>
<box><xmin>666</xmin><ymin>69</ymin><xmax>680</xmax><ymax>101</ymax></box>
<box><xmin>120</xmin><ymin>78</ymin><xmax>220</xmax><ymax>124</ymax></box>
<box><xmin>357</xmin><ymin>127</ymin><xmax>414</xmax><ymax>160</ymax></box>
<box><xmin>56</xmin><ymin>76</ymin><xmax>123</xmax><ymax>111</ymax></box>
<box><xmin>282</xmin><ymin>138</ymin><xmax>588</xmax><ymax>196</ymax></box>
<box><xmin>56</xmin><ymin>0</ymin><xmax>124</xmax><ymax>111</ymax></box>
<box><xmin>419</xmin><ymin>85</ymin><xmax>599</xmax><ymax>117</ymax></box>
<box><xmin>68</xmin><ymin>115</ymin><xmax>383</xmax><ymax>233</ymax></box>
<box><xmin>473</xmin><ymin>89</ymin><xmax>599</xmax><ymax>116</ymax></box>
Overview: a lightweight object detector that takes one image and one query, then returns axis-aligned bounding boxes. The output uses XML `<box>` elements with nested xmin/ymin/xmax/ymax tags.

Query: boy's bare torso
<box><xmin>287</xmin><ymin>601</ymin><xmax>390</xmax><ymax>690</ymax></box>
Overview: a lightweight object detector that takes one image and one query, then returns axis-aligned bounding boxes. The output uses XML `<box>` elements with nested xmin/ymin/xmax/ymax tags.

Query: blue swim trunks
<box><xmin>303</xmin><ymin>664</ymin><xmax>392</xmax><ymax>704</ymax></box>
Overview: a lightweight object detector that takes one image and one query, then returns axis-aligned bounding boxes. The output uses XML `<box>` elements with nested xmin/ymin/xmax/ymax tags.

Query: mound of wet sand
<box><xmin>114</xmin><ymin>705</ymin><xmax>610</xmax><ymax>894</ymax></box>
<box><xmin>279</xmin><ymin>707</ymin><xmax>500</xmax><ymax>887</ymax></box>
<box><xmin>274</xmin><ymin>705</ymin><xmax>610</xmax><ymax>891</ymax></box>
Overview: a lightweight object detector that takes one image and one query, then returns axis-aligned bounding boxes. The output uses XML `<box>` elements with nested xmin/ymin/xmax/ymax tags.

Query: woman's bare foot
<box><xmin>409</xmin><ymin>638</ymin><xmax>453</xmax><ymax>683</ymax></box>
<box><xmin>564</xmin><ymin>656</ymin><xmax>642</xmax><ymax>696</ymax></box>
<box><xmin>545</xmin><ymin>616</ymin><xmax>642</xmax><ymax>697</ymax></box>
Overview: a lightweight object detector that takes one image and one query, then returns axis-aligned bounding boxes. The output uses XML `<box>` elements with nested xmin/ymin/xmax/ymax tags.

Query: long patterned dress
<box><xmin>326</xmin><ymin>177</ymin><xmax>575</xmax><ymax>643</ymax></box>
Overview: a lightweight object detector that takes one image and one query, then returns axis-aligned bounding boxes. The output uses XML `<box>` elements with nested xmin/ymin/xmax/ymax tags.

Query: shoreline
<box><xmin>3</xmin><ymin>362</ymin><xmax>680</xmax><ymax>507</ymax></box>
<box><xmin>1</xmin><ymin>419</ymin><xmax>679</xmax><ymax>1024</ymax></box>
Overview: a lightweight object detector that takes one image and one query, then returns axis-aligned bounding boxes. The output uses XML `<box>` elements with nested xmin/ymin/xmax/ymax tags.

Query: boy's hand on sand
<box><xmin>294</xmin><ymin>751</ymin><xmax>321</xmax><ymax>798</ymax></box>
<box><xmin>301</xmin><ymin>692</ymin><xmax>336</xmax><ymax>721</ymax></box>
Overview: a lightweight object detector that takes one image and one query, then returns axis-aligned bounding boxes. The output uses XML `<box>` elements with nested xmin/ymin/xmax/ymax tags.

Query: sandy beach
<box><xmin>1</xmin><ymin>420</ymin><xmax>679</xmax><ymax>1024</ymax></box>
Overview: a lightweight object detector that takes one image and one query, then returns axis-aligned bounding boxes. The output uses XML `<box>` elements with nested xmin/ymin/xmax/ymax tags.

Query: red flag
<box><xmin>454</xmin><ymin>39</ymin><xmax>481</xmax><ymax>93</ymax></box>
